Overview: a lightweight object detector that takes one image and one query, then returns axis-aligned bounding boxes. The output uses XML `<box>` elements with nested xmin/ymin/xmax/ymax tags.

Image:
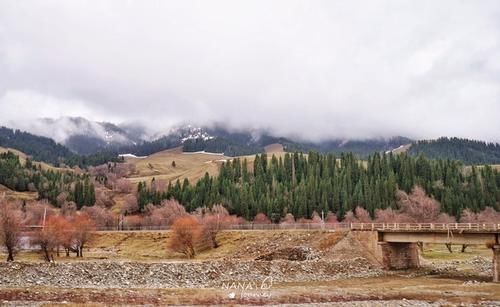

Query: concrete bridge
<box><xmin>350</xmin><ymin>223</ymin><xmax>500</xmax><ymax>282</ymax></box>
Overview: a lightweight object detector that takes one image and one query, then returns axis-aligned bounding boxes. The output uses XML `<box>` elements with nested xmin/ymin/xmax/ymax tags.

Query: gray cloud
<box><xmin>1</xmin><ymin>0</ymin><xmax>500</xmax><ymax>142</ymax></box>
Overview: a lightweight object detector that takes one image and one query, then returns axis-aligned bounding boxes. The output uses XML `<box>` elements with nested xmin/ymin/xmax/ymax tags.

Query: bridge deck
<box><xmin>350</xmin><ymin>223</ymin><xmax>500</xmax><ymax>233</ymax></box>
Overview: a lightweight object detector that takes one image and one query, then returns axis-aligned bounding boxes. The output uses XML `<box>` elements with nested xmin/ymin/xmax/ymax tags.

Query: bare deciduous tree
<box><xmin>342</xmin><ymin>207</ymin><xmax>372</xmax><ymax>223</ymax></box>
<box><xmin>123</xmin><ymin>215</ymin><xmax>144</xmax><ymax>230</ymax></box>
<box><xmin>374</xmin><ymin>208</ymin><xmax>406</xmax><ymax>223</ymax></box>
<box><xmin>145</xmin><ymin>199</ymin><xmax>187</xmax><ymax>227</ymax></box>
<box><xmin>354</xmin><ymin>207</ymin><xmax>372</xmax><ymax>223</ymax></box>
<box><xmin>254</xmin><ymin>213</ymin><xmax>271</xmax><ymax>224</ymax></box>
<box><xmin>280</xmin><ymin>213</ymin><xmax>295</xmax><ymax>225</ymax></box>
<box><xmin>0</xmin><ymin>201</ymin><xmax>23</xmax><ymax>261</ymax></box>
<box><xmin>398</xmin><ymin>186</ymin><xmax>452</xmax><ymax>223</ymax></box>
<box><xmin>72</xmin><ymin>214</ymin><xmax>95</xmax><ymax>257</ymax></box>
<box><xmin>460</xmin><ymin>209</ymin><xmax>478</xmax><ymax>223</ymax></box>
<box><xmin>24</xmin><ymin>201</ymin><xmax>55</xmax><ymax>226</ymax></box>
<box><xmin>81</xmin><ymin>206</ymin><xmax>116</xmax><ymax>229</ymax></box>
<box><xmin>114</xmin><ymin>178</ymin><xmax>133</xmax><ymax>193</ymax></box>
<box><xmin>61</xmin><ymin>201</ymin><xmax>77</xmax><ymax>217</ymax></box>
<box><xmin>325</xmin><ymin>211</ymin><xmax>338</xmax><ymax>224</ymax></box>
<box><xmin>122</xmin><ymin>194</ymin><xmax>139</xmax><ymax>214</ymax></box>
<box><xmin>477</xmin><ymin>207</ymin><xmax>500</xmax><ymax>223</ymax></box>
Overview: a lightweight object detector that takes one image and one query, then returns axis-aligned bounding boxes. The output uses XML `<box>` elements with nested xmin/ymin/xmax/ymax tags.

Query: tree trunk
<box><xmin>417</xmin><ymin>242</ymin><xmax>424</xmax><ymax>253</ymax></box>
<box><xmin>43</xmin><ymin>248</ymin><xmax>50</xmax><ymax>262</ymax></box>
<box><xmin>6</xmin><ymin>248</ymin><xmax>14</xmax><ymax>262</ymax></box>
<box><xmin>445</xmin><ymin>243</ymin><xmax>453</xmax><ymax>253</ymax></box>
<box><xmin>211</xmin><ymin>234</ymin><xmax>219</xmax><ymax>248</ymax></box>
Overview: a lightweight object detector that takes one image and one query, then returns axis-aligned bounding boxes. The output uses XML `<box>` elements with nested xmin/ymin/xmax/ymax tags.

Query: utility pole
<box><xmin>42</xmin><ymin>206</ymin><xmax>47</xmax><ymax>229</ymax></box>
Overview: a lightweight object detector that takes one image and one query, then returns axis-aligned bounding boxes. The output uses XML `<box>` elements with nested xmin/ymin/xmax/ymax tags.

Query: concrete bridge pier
<box><xmin>379</xmin><ymin>242</ymin><xmax>419</xmax><ymax>270</ymax></box>
<box><xmin>493</xmin><ymin>245</ymin><xmax>500</xmax><ymax>283</ymax></box>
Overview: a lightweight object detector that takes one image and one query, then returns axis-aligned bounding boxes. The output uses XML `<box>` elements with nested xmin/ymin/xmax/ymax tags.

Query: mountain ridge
<box><xmin>2</xmin><ymin>116</ymin><xmax>500</xmax><ymax>166</ymax></box>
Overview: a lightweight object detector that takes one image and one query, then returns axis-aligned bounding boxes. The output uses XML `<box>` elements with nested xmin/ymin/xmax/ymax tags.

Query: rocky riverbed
<box><xmin>0</xmin><ymin>257</ymin><xmax>381</xmax><ymax>289</ymax></box>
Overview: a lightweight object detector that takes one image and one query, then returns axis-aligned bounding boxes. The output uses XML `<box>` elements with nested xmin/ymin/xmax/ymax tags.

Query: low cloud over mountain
<box><xmin>1</xmin><ymin>1</ymin><xmax>500</xmax><ymax>142</ymax></box>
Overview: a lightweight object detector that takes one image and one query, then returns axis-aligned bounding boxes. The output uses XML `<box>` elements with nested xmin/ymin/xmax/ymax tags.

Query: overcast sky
<box><xmin>1</xmin><ymin>1</ymin><xmax>500</xmax><ymax>142</ymax></box>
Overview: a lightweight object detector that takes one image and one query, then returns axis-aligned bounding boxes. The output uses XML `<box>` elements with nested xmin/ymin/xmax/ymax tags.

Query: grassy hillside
<box><xmin>0</xmin><ymin>184</ymin><xmax>38</xmax><ymax>202</ymax></box>
<box><xmin>126</xmin><ymin>144</ymin><xmax>289</xmax><ymax>185</ymax></box>
<box><xmin>126</xmin><ymin>147</ymin><xmax>231</xmax><ymax>184</ymax></box>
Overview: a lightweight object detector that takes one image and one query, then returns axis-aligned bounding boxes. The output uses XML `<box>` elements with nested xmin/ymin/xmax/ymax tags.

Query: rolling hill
<box><xmin>125</xmin><ymin>143</ymin><xmax>289</xmax><ymax>185</ymax></box>
<box><xmin>125</xmin><ymin>147</ymin><xmax>231</xmax><ymax>185</ymax></box>
<box><xmin>408</xmin><ymin>137</ymin><xmax>500</xmax><ymax>165</ymax></box>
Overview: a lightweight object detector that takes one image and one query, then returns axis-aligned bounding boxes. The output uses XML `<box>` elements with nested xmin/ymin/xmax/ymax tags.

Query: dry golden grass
<box><xmin>126</xmin><ymin>145</ymin><xmax>293</xmax><ymax>185</ymax></box>
<box><xmin>0</xmin><ymin>184</ymin><xmax>38</xmax><ymax>202</ymax></box>
<box><xmin>125</xmin><ymin>147</ymin><xmax>230</xmax><ymax>184</ymax></box>
<box><xmin>264</xmin><ymin>143</ymin><xmax>284</xmax><ymax>153</ymax></box>
<box><xmin>8</xmin><ymin>230</ymin><xmax>347</xmax><ymax>262</ymax></box>
<box><xmin>89</xmin><ymin>231</ymin><xmax>174</xmax><ymax>261</ymax></box>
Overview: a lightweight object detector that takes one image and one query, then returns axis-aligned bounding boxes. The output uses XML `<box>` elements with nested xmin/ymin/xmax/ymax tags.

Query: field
<box><xmin>1</xmin><ymin>230</ymin><xmax>499</xmax><ymax>306</ymax></box>
<box><xmin>125</xmin><ymin>144</ymin><xmax>288</xmax><ymax>185</ymax></box>
<box><xmin>0</xmin><ymin>184</ymin><xmax>37</xmax><ymax>202</ymax></box>
<box><xmin>125</xmin><ymin>147</ymin><xmax>231</xmax><ymax>185</ymax></box>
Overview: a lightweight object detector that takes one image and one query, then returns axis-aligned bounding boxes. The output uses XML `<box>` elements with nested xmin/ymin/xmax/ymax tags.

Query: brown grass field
<box><xmin>125</xmin><ymin>144</ymin><xmax>289</xmax><ymax>185</ymax></box>
<box><xmin>125</xmin><ymin>146</ymin><xmax>232</xmax><ymax>185</ymax></box>
<box><xmin>0</xmin><ymin>184</ymin><xmax>38</xmax><ymax>202</ymax></box>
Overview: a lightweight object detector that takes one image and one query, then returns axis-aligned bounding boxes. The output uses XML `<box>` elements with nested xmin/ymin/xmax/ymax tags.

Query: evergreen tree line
<box><xmin>409</xmin><ymin>137</ymin><xmax>500</xmax><ymax>165</ymax></box>
<box><xmin>183</xmin><ymin>138</ymin><xmax>264</xmax><ymax>157</ymax></box>
<box><xmin>0</xmin><ymin>126</ymin><xmax>122</xmax><ymax>168</ymax></box>
<box><xmin>137</xmin><ymin>152</ymin><xmax>500</xmax><ymax>221</ymax></box>
<box><xmin>0</xmin><ymin>152</ymin><xmax>95</xmax><ymax>208</ymax></box>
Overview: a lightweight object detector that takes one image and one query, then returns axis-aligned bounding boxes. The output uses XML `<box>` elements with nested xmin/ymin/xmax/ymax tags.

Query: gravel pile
<box><xmin>467</xmin><ymin>256</ymin><xmax>492</xmax><ymax>275</ymax></box>
<box><xmin>255</xmin><ymin>246</ymin><xmax>321</xmax><ymax>261</ymax></box>
<box><xmin>423</xmin><ymin>255</ymin><xmax>492</xmax><ymax>278</ymax></box>
<box><xmin>0</xmin><ymin>257</ymin><xmax>382</xmax><ymax>289</ymax></box>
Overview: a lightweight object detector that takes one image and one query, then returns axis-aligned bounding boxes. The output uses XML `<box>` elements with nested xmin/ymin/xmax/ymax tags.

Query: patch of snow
<box><xmin>119</xmin><ymin>153</ymin><xmax>148</xmax><ymax>159</ymax></box>
<box><xmin>338</xmin><ymin>139</ymin><xmax>349</xmax><ymax>147</ymax></box>
<box><xmin>183</xmin><ymin>151</ymin><xmax>224</xmax><ymax>156</ymax></box>
<box><xmin>386</xmin><ymin>145</ymin><xmax>407</xmax><ymax>154</ymax></box>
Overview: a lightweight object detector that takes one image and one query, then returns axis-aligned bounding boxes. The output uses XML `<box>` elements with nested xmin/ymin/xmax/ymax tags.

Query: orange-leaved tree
<box><xmin>33</xmin><ymin>215</ymin><xmax>65</xmax><ymax>262</ymax></box>
<box><xmin>168</xmin><ymin>215</ymin><xmax>202</xmax><ymax>259</ymax></box>
<box><xmin>72</xmin><ymin>214</ymin><xmax>95</xmax><ymax>257</ymax></box>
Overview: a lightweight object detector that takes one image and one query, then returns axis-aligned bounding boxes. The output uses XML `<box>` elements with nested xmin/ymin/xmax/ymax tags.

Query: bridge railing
<box><xmin>24</xmin><ymin>222</ymin><xmax>500</xmax><ymax>232</ymax></box>
<box><xmin>349</xmin><ymin>223</ymin><xmax>500</xmax><ymax>231</ymax></box>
